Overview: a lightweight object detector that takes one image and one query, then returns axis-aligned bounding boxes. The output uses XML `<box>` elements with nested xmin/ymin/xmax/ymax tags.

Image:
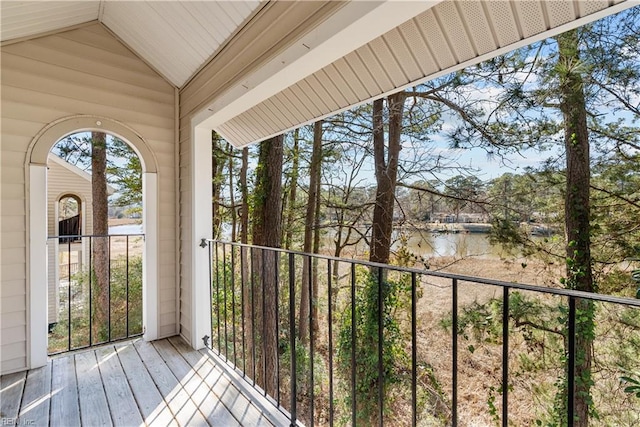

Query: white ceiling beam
<box><xmin>194</xmin><ymin>0</ymin><xmax>443</xmax><ymax>130</ymax></box>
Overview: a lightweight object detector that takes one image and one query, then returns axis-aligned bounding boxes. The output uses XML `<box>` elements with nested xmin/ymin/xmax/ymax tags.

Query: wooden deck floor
<box><xmin>0</xmin><ymin>337</ymin><xmax>290</xmax><ymax>426</ymax></box>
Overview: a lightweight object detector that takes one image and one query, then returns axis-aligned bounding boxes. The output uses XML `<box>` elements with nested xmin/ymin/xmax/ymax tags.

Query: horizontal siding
<box><xmin>4</xmin><ymin>39</ymin><xmax>169</xmax><ymax>91</ymax></box>
<box><xmin>0</xmin><ymin>342</ymin><xmax>26</xmax><ymax>374</ymax></box>
<box><xmin>1</xmin><ymin>311</ymin><xmax>26</xmax><ymax>329</ymax></box>
<box><xmin>0</xmin><ymin>23</ymin><xmax>177</xmax><ymax>373</ymax></box>
<box><xmin>1</xmin><ymin>87</ymin><xmax>173</xmax><ymax>129</ymax></box>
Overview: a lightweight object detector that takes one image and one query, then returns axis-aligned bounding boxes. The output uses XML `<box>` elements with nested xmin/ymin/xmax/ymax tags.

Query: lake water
<box><xmin>109</xmin><ymin>224</ymin><xmax>143</xmax><ymax>235</ymax></box>
<box><xmin>401</xmin><ymin>231</ymin><xmax>507</xmax><ymax>259</ymax></box>
<box><xmin>323</xmin><ymin>228</ymin><xmax>520</xmax><ymax>260</ymax></box>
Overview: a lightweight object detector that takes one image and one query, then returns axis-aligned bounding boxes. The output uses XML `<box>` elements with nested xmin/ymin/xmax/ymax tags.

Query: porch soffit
<box><xmin>205</xmin><ymin>0</ymin><xmax>635</xmax><ymax>148</ymax></box>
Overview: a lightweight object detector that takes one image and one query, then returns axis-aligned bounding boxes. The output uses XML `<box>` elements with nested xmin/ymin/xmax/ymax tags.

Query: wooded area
<box><xmin>209</xmin><ymin>9</ymin><xmax>639</xmax><ymax>426</ymax></box>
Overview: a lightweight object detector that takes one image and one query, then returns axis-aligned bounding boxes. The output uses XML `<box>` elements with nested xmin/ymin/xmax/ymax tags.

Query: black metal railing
<box><xmin>203</xmin><ymin>240</ymin><xmax>640</xmax><ymax>427</ymax></box>
<box><xmin>47</xmin><ymin>234</ymin><xmax>144</xmax><ymax>354</ymax></box>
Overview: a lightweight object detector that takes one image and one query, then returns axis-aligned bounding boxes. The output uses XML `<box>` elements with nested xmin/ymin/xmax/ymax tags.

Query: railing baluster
<box><xmin>452</xmin><ymin>278</ymin><xmax>458</xmax><ymax>427</ymax></box>
<box><xmin>262</xmin><ymin>248</ymin><xmax>267</xmax><ymax>395</ymax></box>
<box><xmin>328</xmin><ymin>259</ymin><xmax>334</xmax><ymax>427</ymax></box>
<box><xmin>377</xmin><ymin>266</ymin><xmax>384</xmax><ymax>427</ymax></box>
<box><xmin>126</xmin><ymin>235</ymin><xmax>130</xmax><ymax>338</ymax></box>
<box><xmin>241</xmin><ymin>246</ymin><xmax>246</xmax><ymax>375</ymax></box>
<box><xmin>89</xmin><ymin>236</ymin><xmax>93</xmax><ymax>347</ymax></box>
<box><xmin>231</xmin><ymin>244</ymin><xmax>237</xmax><ymax>366</ymax></box>
<box><xmin>309</xmin><ymin>255</ymin><xmax>315</xmax><ymax>427</ymax></box>
<box><xmin>411</xmin><ymin>272</ymin><xmax>417</xmax><ymax>427</ymax></box>
<box><xmin>215</xmin><ymin>241</ymin><xmax>221</xmax><ymax>354</ymax></box>
<box><xmin>223</xmin><ymin>242</ymin><xmax>228</xmax><ymax>360</ymax></box>
<box><xmin>289</xmin><ymin>253</ymin><xmax>297</xmax><ymax>427</ymax></box>
<box><xmin>208</xmin><ymin>242</ymin><xmax>213</xmax><ymax>349</ymax></box>
<box><xmin>108</xmin><ymin>235</ymin><xmax>112</xmax><ymax>343</ymax></box>
<box><xmin>251</xmin><ymin>246</ymin><xmax>257</xmax><ymax>385</ymax></box>
<box><xmin>68</xmin><ymin>238</ymin><xmax>72</xmax><ymax>351</ymax></box>
<box><xmin>502</xmin><ymin>286</ymin><xmax>509</xmax><ymax>427</ymax></box>
<box><xmin>276</xmin><ymin>251</ymin><xmax>281</xmax><ymax>406</ymax></box>
<box><xmin>568</xmin><ymin>296</ymin><xmax>576</xmax><ymax>427</ymax></box>
<box><xmin>351</xmin><ymin>263</ymin><xmax>357</xmax><ymax>427</ymax></box>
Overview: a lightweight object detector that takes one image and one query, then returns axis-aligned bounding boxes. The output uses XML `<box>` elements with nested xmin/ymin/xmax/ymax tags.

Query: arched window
<box><xmin>58</xmin><ymin>194</ymin><xmax>82</xmax><ymax>242</ymax></box>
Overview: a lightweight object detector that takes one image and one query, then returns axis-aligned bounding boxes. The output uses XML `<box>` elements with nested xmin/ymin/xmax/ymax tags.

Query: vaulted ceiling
<box><xmin>1</xmin><ymin>0</ymin><xmax>634</xmax><ymax>147</ymax></box>
<box><xmin>0</xmin><ymin>1</ymin><xmax>263</xmax><ymax>87</ymax></box>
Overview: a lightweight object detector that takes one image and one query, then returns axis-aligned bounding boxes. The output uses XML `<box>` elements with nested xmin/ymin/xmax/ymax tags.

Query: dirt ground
<box><xmin>414</xmin><ymin>256</ymin><xmax>564</xmax><ymax>426</ymax></box>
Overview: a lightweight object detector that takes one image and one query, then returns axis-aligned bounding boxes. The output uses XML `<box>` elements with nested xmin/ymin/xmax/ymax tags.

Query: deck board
<box><xmin>0</xmin><ymin>337</ymin><xmax>284</xmax><ymax>426</ymax></box>
<box><xmin>75</xmin><ymin>350</ymin><xmax>113</xmax><ymax>426</ymax></box>
<box><xmin>95</xmin><ymin>346</ymin><xmax>143</xmax><ymax>427</ymax></box>
<box><xmin>19</xmin><ymin>362</ymin><xmax>51</xmax><ymax>425</ymax></box>
<box><xmin>117</xmin><ymin>342</ymin><xmax>176</xmax><ymax>425</ymax></box>
<box><xmin>134</xmin><ymin>340</ymin><xmax>209</xmax><ymax>426</ymax></box>
<box><xmin>0</xmin><ymin>371</ymin><xmax>26</xmax><ymax>420</ymax></box>
<box><xmin>49</xmin><ymin>355</ymin><xmax>81</xmax><ymax>426</ymax></box>
<box><xmin>161</xmin><ymin>338</ymin><xmax>240</xmax><ymax>427</ymax></box>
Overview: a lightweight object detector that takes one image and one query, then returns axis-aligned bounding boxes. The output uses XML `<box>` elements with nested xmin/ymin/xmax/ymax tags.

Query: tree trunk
<box><xmin>211</xmin><ymin>132</ymin><xmax>225</xmax><ymax>238</ymax></box>
<box><xmin>228</xmin><ymin>143</ymin><xmax>237</xmax><ymax>242</ymax></box>
<box><xmin>239</xmin><ymin>147</ymin><xmax>252</xmax><ymax>376</ymax></box>
<box><xmin>370</xmin><ymin>94</ymin><xmax>405</xmax><ymax>264</ymax></box>
<box><xmin>299</xmin><ymin>121</ymin><xmax>323</xmax><ymax>342</ymax></box>
<box><xmin>240</xmin><ymin>147</ymin><xmax>249</xmax><ymax>245</ymax></box>
<box><xmin>91</xmin><ymin>131</ymin><xmax>110</xmax><ymax>341</ymax></box>
<box><xmin>284</xmin><ymin>129</ymin><xmax>300</xmax><ymax>249</ymax></box>
<box><xmin>557</xmin><ymin>29</ymin><xmax>594</xmax><ymax>427</ymax></box>
<box><xmin>251</xmin><ymin>135</ymin><xmax>284</xmax><ymax>397</ymax></box>
<box><xmin>311</xmin><ymin>161</ymin><xmax>322</xmax><ymax>334</ymax></box>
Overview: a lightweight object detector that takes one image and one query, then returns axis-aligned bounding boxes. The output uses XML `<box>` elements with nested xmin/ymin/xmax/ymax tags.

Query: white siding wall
<box><xmin>0</xmin><ymin>23</ymin><xmax>177</xmax><ymax>374</ymax></box>
<box><xmin>177</xmin><ymin>1</ymin><xmax>339</xmax><ymax>344</ymax></box>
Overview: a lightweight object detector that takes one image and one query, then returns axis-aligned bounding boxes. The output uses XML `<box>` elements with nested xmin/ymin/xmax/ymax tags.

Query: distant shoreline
<box><xmin>108</xmin><ymin>218</ymin><xmax>141</xmax><ymax>227</ymax></box>
<box><xmin>399</xmin><ymin>221</ymin><xmax>557</xmax><ymax>236</ymax></box>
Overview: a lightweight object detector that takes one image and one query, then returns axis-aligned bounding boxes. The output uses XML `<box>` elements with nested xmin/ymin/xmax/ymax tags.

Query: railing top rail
<box><xmin>48</xmin><ymin>233</ymin><xmax>145</xmax><ymax>239</ymax></box>
<box><xmin>207</xmin><ymin>239</ymin><xmax>640</xmax><ymax>308</ymax></box>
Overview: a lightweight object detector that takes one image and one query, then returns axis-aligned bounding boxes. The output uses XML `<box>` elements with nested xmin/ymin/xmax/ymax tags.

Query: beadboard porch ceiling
<box><xmin>1</xmin><ymin>0</ymin><xmax>634</xmax><ymax>148</ymax></box>
<box><xmin>0</xmin><ymin>0</ymin><xmax>263</xmax><ymax>88</ymax></box>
